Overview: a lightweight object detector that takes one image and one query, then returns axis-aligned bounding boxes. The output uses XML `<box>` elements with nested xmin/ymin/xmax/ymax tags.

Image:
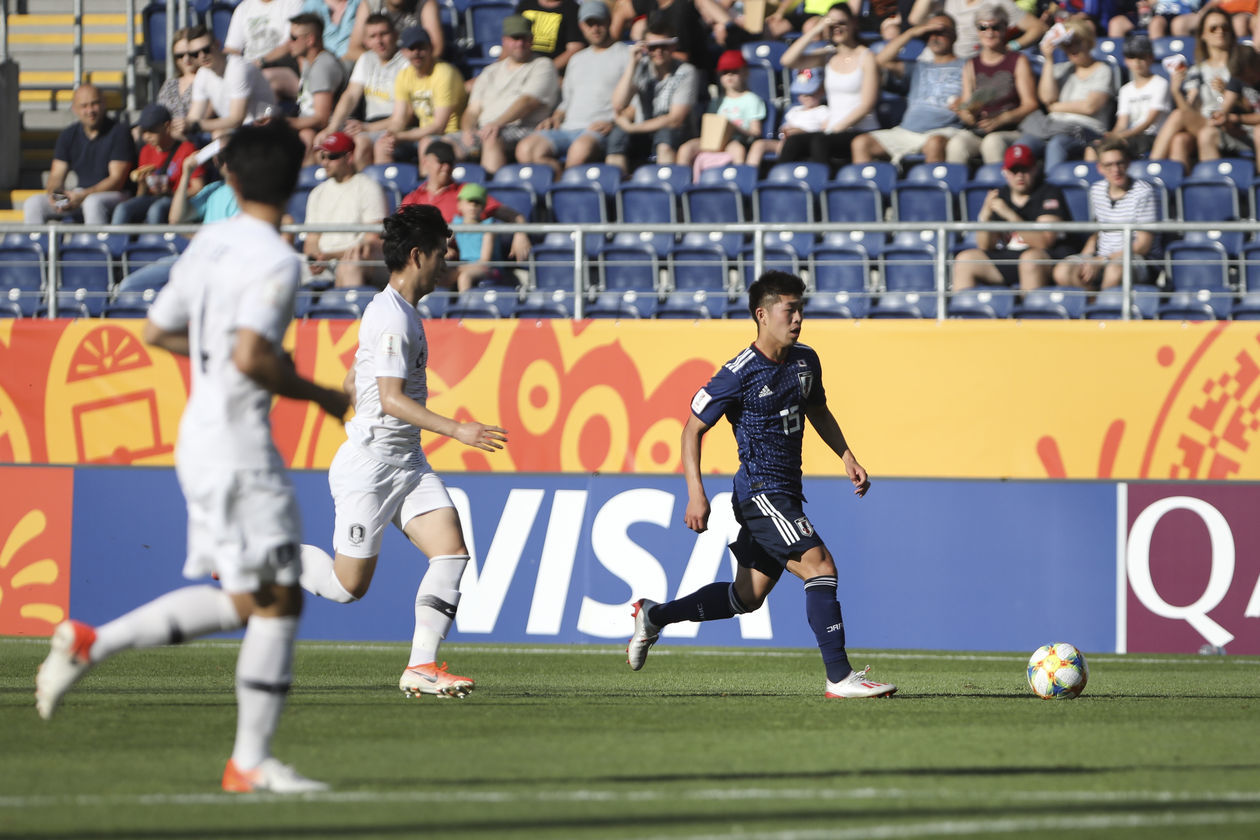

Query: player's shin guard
<box><xmin>298</xmin><ymin>545</ymin><xmax>358</xmax><ymax>603</ymax></box>
<box><xmin>804</xmin><ymin>576</ymin><xmax>853</xmax><ymax>682</ymax></box>
<box><xmin>231</xmin><ymin>614</ymin><xmax>297</xmax><ymax>770</ymax></box>
<box><xmin>90</xmin><ymin>585</ymin><xmax>243</xmax><ymax>661</ymax></box>
<box><xmin>408</xmin><ymin>554</ymin><xmax>468</xmax><ymax>667</ymax></box>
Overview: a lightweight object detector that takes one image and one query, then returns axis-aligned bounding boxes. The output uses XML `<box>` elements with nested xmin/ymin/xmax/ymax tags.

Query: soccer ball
<box><xmin>1026</xmin><ymin>642</ymin><xmax>1089</xmax><ymax>699</ymax></box>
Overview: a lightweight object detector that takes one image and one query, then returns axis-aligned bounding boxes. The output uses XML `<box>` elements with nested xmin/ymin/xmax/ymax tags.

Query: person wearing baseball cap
<box><xmin>302</xmin><ymin>128</ymin><xmax>391</xmax><ymax>287</ymax></box>
<box><xmin>517</xmin><ymin>0</ymin><xmax>586</xmax><ymax>72</ymax></box>
<box><xmin>513</xmin><ymin>0</ymin><xmax>632</xmax><ymax>175</ymax></box>
<box><xmin>316</xmin><ymin>12</ymin><xmax>409</xmax><ymax>167</ymax></box>
<box><xmin>442</xmin><ymin>12</ymin><xmax>559</xmax><ymax>173</ymax></box>
<box><xmin>112</xmin><ymin>101</ymin><xmax>206</xmax><ymax>226</ymax></box>
<box><xmin>675</xmin><ymin>49</ymin><xmax>765</xmax><ymax>172</ymax></box>
<box><xmin>749</xmin><ymin>68</ymin><xmax>830</xmax><ymax>169</ymax></box>
<box><xmin>385</xmin><ymin>21</ymin><xmax>466</xmax><ymax>165</ymax></box>
<box><xmin>953</xmin><ymin>142</ymin><xmax>1075</xmax><ymax>291</ymax></box>
<box><xmin>450</xmin><ymin>182</ymin><xmax>509</xmax><ymax>291</ymax></box>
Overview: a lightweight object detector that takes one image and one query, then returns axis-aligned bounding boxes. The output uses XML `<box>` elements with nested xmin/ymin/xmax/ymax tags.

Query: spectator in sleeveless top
<box><xmin>908</xmin><ymin>0</ymin><xmax>1045</xmax><ymax>59</ymax></box>
<box><xmin>945</xmin><ymin>3</ymin><xmax>1039</xmax><ymax>165</ymax></box>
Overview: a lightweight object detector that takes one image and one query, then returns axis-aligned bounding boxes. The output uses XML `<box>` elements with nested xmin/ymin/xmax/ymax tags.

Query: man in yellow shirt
<box><xmin>383</xmin><ymin>25</ymin><xmax>465</xmax><ymax>163</ymax></box>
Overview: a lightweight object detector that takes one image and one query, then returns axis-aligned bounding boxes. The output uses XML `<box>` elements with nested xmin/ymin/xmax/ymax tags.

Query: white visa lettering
<box><xmin>526</xmin><ymin>490</ymin><xmax>589</xmax><ymax>635</ymax></box>
<box><xmin>455</xmin><ymin>488</ymin><xmax>544</xmax><ymax>634</ymax></box>
<box><xmin>577</xmin><ymin>488</ymin><xmax>673</xmax><ymax>638</ymax></box>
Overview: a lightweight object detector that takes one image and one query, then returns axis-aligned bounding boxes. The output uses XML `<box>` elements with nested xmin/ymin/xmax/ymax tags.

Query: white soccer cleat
<box><xmin>824</xmin><ymin>665</ymin><xmax>898</xmax><ymax>699</ymax></box>
<box><xmin>626</xmin><ymin>598</ymin><xmax>660</xmax><ymax>671</ymax></box>
<box><xmin>222</xmin><ymin>757</ymin><xmax>329</xmax><ymax>793</ymax></box>
<box><xmin>399</xmin><ymin>662</ymin><xmax>474</xmax><ymax>699</ymax></box>
<box><xmin>36</xmin><ymin>619</ymin><xmax>97</xmax><ymax>720</ymax></box>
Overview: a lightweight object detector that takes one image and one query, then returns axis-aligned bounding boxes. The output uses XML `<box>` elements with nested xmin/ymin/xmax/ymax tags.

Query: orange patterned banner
<box><xmin>4</xmin><ymin>318</ymin><xmax>1260</xmax><ymax>480</ymax></box>
<box><xmin>0</xmin><ymin>467</ymin><xmax>72</xmax><ymax>635</ymax></box>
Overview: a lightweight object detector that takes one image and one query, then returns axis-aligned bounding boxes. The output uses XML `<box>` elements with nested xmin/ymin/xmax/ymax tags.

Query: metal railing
<box><xmin>2</xmin><ymin>218</ymin><xmax>1255</xmax><ymax>321</ymax></box>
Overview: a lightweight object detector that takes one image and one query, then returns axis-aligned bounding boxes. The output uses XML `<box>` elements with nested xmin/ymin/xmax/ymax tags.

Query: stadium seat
<box><xmin>1178</xmin><ymin>179</ymin><xmax>1244</xmax><ymax>255</ymax></box>
<box><xmin>545</xmin><ymin>183</ymin><xmax>607</xmax><ymax>256</ymax></box>
<box><xmin>530</xmin><ymin>233</ymin><xmax>589</xmax><ymax>293</ymax></box>
<box><xmin>630</xmin><ymin>163</ymin><xmax>692</xmax><ymax>193</ymax></box>
<box><xmin>1230</xmin><ymin>290</ymin><xmax>1260</xmax><ymax>319</ymax></box>
<box><xmin>559</xmin><ymin>163</ymin><xmax>622</xmax><ymax>197</ymax></box>
<box><xmin>485</xmin><ymin>183</ymin><xmax>537</xmax><ymax>222</ymax></box>
<box><xmin>0</xmin><ymin>242</ymin><xmax>46</xmax><ymax>317</ymax></box>
<box><xmin>286</xmin><ymin>186</ymin><xmax>314</xmax><ymax>224</ymax></box>
<box><xmin>902</xmin><ymin>162</ymin><xmax>969</xmax><ymax>195</ymax></box>
<box><xmin>696</xmin><ymin>164</ymin><xmax>758</xmax><ymax>197</ymax></box>
<box><xmin>416</xmin><ymin>290</ymin><xmax>454</xmax><ymax>320</ymax></box>
<box><xmin>1130</xmin><ymin>159</ymin><xmax>1183</xmax><ymax>218</ymax></box>
<box><xmin>515</xmin><ymin>289</ymin><xmax>573</xmax><ymax>319</ymax></box>
<box><xmin>298</xmin><ymin>164</ymin><xmax>329</xmax><ymax>190</ymax></box>
<box><xmin>752</xmin><ymin>179</ymin><xmax>815</xmax><ymax>255</ymax></box>
<box><xmin>57</xmin><ymin>242</ymin><xmax>114</xmax><ymax>316</ymax></box>
<box><xmin>493</xmin><ymin>162</ymin><xmax>555</xmax><ymax>197</ymax></box>
<box><xmin>739</xmin><ymin>243</ymin><xmax>800</xmax><ymax>290</ymax></box>
<box><xmin>681</xmin><ymin>182</ymin><xmax>745</xmax><ymax>257</ymax></box>
<box><xmin>742</xmin><ymin>59</ymin><xmax>780</xmax><ymax>139</ymax></box>
<box><xmin>599</xmin><ymin>243</ymin><xmax>658</xmax><ymax>293</ymax></box>
<box><xmin>822</xmin><ymin>181</ymin><xmax>883</xmax><ymax>227</ymax></box>
<box><xmin>1158</xmin><ymin>290</ymin><xmax>1223</xmax><ymax>321</ymax></box>
<box><xmin>668</xmin><ymin>243</ymin><xmax>730</xmax><ymax>297</ymax></box>
<box><xmin>765</xmin><ymin>161</ymin><xmax>829</xmax><ymax>192</ymax></box>
<box><xmin>584</xmin><ymin>289</ymin><xmax>652</xmax><ymax>319</ymax></box>
<box><xmin>948</xmin><ymin>288</ymin><xmax>1016</xmax><ymax>319</ymax></box>
<box><xmin>808</xmin><ymin>243</ymin><xmax>870</xmax><ymax>318</ymax></box>
<box><xmin>446</xmin><ymin>287</ymin><xmax>517</xmax><ymax>319</ymax></box>
<box><xmin>833</xmin><ymin>161</ymin><xmax>898</xmax><ymax>202</ymax></box>
<box><xmin>1083</xmin><ymin>285</ymin><xmax>1161</xmax><ymax>319</ymax></box>
<box><xmin>1046</xmin><ymin>161</ymin><xmax>1102</xmax><ymax>223</ymax></box>
<box><xmin>1163</xmin><ymin>238</ymin><xmax>1232</xmax><ymax>317</ymax></box>
<box><xmin>1152</xmin><ymin>36</ymin><xmax>1194</xmax><ymax>65</ymax></box>
<box><xmin>450</xmin><ymin>162</ymin><xmax>487</xmax><ymax>186</ymax></box>
<box><xmin>1190</xmin><ymin>158</ymin><xmax>1253</xmax><ymax>215</ymax></box>
<box><xmin>122</xmin><ymin>240</ymin><xmax>179</xmax><ymax>276</ymax></box>
<box><xmin>961</xmin><ymin>163</ymin><xmax>1006</xmax><ymax>221</ymax></box>
<box><xmin>616</xmin><ymin>182</ymin><xmax>678</xmax><ymax>256</ymax></box>
<box><xmin>875</xmin><ymin>90</ymin><xmax>907</xmax><ymax>129</ymax></box>
<box><xmin>303</xmin><ymin>285</ymin><xmax>376</xmax><ymax>319</ymax></box>
<box><xmin>1011</xmin><ymin>287</ymin><xmax>1087</xmax><ymax>319</ymax></box>
<box><xmin>364</xmin><ymin>162</ymin><xmax>422</xmax><ymax>196</ymax></box>
<box><xmin>653</xmin><ymin>288</ymin><xmax>724</xmax><ymax>319</ymax></box>
<box><xmin>872</xmin><ymin>240</ymin><xmax>938</xmax><ymax>318</ymax></box>
<box><xmin>463</xmin><ymin>0</ymin><xmax>514</xmax><ymax>68</ymax></box>
<box><xmin>893</xmin><ymin>180</ymin><xmax>954</xmax><ymax>224</ymax></box>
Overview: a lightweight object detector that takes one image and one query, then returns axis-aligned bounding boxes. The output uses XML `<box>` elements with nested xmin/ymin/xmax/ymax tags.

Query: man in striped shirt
<box><xmin>625</xmin><ymin>271</ymin><xmax>897</xmax><ymax>699</ymax></box>
<box><xmin>1054</xmin><ymin>137</ymin><xmax>1159</xmax><ymax>289</ymax></box>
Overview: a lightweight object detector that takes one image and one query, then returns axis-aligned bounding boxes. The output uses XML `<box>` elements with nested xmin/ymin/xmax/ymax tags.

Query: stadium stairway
<box><xmin>3</xmin><ymin>0</ymin><xmax>140</xmax><ymax>220</ymax></box>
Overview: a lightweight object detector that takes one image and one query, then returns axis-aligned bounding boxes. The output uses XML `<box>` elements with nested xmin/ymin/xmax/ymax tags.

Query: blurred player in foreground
<box><xmin>35</xmin><ymin>122</ymin><xmax>351</xmax><ymax>792</ymax></box>
<box><xmin>299</xmin><ymin>204</ymin><xmax>508</xmax><ymax>699</ymax></box>
<box><xmin>626</xmin><ymin>271</ymin><xmax>897</xmax><ymax>699</ymax></box>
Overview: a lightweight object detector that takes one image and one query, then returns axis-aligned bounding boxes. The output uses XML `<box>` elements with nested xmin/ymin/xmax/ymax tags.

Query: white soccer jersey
<box><xmin>192</xmin><ymin>55</ymin><xmax>277</xmax><ymax>124</ymax></box>
<box><xmin>345</xmin><ymin>285</ymin><xmax>430</xmax><ymax>469</ymax></box>
<box><xmin>149</xmin><ymin>213</ymin><xmax>302</xmax><ymax>471</ymax></box>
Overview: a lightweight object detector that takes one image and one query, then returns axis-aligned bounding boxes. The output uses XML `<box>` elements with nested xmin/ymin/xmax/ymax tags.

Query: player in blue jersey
<box><xmin>626</xmin><ymin>271</ymin><xmax>896</xmax><ymax>699</ymax></box>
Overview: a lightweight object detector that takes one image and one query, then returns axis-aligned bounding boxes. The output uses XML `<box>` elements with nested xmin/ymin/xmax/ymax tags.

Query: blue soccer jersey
<box><xmin>690</xmin><ymin>342</ymin><xmax>826</xmax><ymax>501</ymax></box>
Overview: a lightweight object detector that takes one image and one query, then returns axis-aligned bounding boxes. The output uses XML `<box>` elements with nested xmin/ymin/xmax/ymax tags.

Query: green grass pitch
<box><xmin>2</xmin><ymin>638</ymin><xmax>1259</xmax><ymax>839</ymax></box>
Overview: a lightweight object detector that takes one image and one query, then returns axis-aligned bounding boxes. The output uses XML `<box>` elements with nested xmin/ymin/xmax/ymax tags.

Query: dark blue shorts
<box><xmin>729</xmin><ymin>492</ymin><xmax>825</xmax><ymax>581</ymax></box>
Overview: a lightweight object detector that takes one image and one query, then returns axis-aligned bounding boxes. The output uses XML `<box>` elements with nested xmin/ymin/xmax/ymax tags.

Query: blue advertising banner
<box><xmin>68</xmin><ymin>470</ymin><xmax>1117</xmax><ymax>653</ymax></box>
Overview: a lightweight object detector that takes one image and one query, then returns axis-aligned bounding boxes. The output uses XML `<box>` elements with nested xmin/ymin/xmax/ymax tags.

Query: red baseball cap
<box><xmin>1003</xmin><ymin>143</ymin><xmax>1037</xmax><ymax>170</ymax></box>
<box><xmin>716</xmin><ymin>49</ymin><xmax>746</xmax><ymax>73</ymax></box>
<box><xmin>315</xmin><ymin>132</ymin><xmax>355</xmax><ymax>155</ymax></box>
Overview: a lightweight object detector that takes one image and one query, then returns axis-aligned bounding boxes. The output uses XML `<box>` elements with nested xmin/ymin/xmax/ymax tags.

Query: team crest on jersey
<box><xmin>795</xmin><ymin>516</ymin><xmax>814</xmax><ymax>537</ymax></box>
<box><xmin>348</xmin><ymin>524</ymin><xmax>366</xmax><ymax>546</ymax></box>
<box><xmin>797</xmin><ymin>371</ymin><xmax>814</xmax><ymax>398</ymax></box>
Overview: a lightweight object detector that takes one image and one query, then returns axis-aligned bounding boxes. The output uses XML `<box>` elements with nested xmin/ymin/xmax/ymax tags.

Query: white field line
<box><xmin>652</xmin><ymin>810</ymin><xmax>1260</xmax><ymax>840</ymax></box>
<box><xmin>2</xmin><ymin>786</ymin><xmax>1260</xmax><ymax>811</ymax></box>
<box><xmin>6</xmin><ymin>637</ymin><xmax>1258</xmax><ymax>666</ymax></box>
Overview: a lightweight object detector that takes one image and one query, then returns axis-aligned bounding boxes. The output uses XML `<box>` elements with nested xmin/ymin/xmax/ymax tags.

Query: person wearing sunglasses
<box><xmin>287</xmin><ymin>13</ymin><xmax>350</xmax><ymax>163</ymax></box>
<box><xmin>302</xmin><ymin>131</ymin><xmax>390</xmax><ymax>287</ymax></box>
<box><xmin>907</xmin><ymin>0</ymin><xmax>1045</xmax><ymax>59</ymax></box>
<box><xmin>184</xmin><ymin>31</ymin><xmax>278</xmax><ymax>139</ymax></box>
<box><xmin>155</xmin><ymin>25</ymin><xmax>206</xmax><ymax>142</ymax></box>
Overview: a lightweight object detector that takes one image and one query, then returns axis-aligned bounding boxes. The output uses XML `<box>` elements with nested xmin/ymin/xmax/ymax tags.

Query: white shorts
<box><xmin>868</xmin><ymin>125</ymin><xmax>961</xmax><ymax>164</ymax></box>
<box><xmin>328</xmin><ymin>442</ymin><xmax>453</xmax><ymax>559</ymax></box>
<box><xmin>177</xmin><ymin>462</ymin><xmax>302</xmax><ymax>593</ymax></box>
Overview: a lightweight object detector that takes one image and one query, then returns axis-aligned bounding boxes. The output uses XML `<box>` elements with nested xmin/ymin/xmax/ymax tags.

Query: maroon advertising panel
<box><xmin>1125</xmin><ymin>484</ymin><xmax>1260</xmax><ymax>654</ymax></box>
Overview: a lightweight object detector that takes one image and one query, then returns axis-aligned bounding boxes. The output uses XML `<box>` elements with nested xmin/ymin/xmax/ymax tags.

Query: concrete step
<box><xmin>18</xmin><ymin>87</ymin><xmax>126</xmax><ymax>108</ymax></box>
<box><xmin>5</xmin><ymin>189</ymin><xmax>44</xmax><ymax>210</ymax></box>
<box><xmin>6</xmin><ymin>13</ymin><xmax>144</xmax><ymax>43</ymax></box>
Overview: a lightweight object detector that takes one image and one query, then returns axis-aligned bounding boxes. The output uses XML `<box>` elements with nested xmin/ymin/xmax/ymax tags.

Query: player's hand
<box><xmin>844</xmin><ymin>455</ymin><xmax>870</xmax><ymax>497</ymax></box>
<box><xmin>684</xmin><ymin>495</ymin><xmax>711</xmax><ymax>533</ymax></box>
<box><xmin>454</xmin><ymin>421</ymin><xmax>508</xmax><ymax>451</ymax></box>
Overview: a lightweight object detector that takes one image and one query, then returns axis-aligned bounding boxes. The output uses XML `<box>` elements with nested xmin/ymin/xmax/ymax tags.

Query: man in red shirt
<box><xmin>400</xmin><ymin>140</ymin><xmax>531</xmax><ymax>260</ymax></box>
<box><xmin>112</xmin><ymin>103</ymin><xmax>207</xmax><ymax>225</ymax></box>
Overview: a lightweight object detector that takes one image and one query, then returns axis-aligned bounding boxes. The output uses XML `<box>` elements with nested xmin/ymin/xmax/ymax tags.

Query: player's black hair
<box><xmin>747</xmin><ymin>270</ymin><xmax>805</xmax><ymax>319</ymax></box>
<box><xmin>221</xmin><ymin>121</ymin><xmax>304</xmax><ymax>207</ymax></box>
<box><xmin>382</xmin><ymin>204</ymin><xmax>452</xmax><ymax>272</ymax></box>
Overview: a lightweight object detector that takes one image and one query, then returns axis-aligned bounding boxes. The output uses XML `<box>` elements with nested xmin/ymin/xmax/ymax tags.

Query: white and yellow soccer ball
<box><xmin>1026</xmin><ymin>642</ymin><xmax>1089</xmax><ymax>699</ymax></box>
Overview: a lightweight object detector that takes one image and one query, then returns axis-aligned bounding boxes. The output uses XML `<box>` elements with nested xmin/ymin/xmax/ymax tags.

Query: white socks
<box><xmin>231</xmin><ymin>614</ymin><xmax>298</xmax><ymax>770</ymax></box>
<box><xmin>298</xmin><ymin>545</ymin><xmax>358</xmax><ymax>603</ymax></box>
<box><xmin>90</xmin><ymin>585</ymin><xmax>242</xmax><ymax>661</ymax></box>
<box><xmin>408</xmin><ymin>554</ymin><xmax>467</xmax><ymax>667</ymax></box>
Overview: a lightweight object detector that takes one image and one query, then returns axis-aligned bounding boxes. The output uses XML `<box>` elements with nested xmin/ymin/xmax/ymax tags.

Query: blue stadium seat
<box><xmin>1178</xmin><ymin>179</ymin><xmax>1244</xmax><ymax>255</ymax></box>
<box><xmin>872</xmin><ymin>241</ymin><xmax>938</xmax><ymax>318</ymax></box>
<box><xmin>1083</xmin><ymin>285</ymin><xmax>1161</xmax><ymax>319</ymax></box>
<box><xmin>599</xmin><ymin>243</ymin><xmax>658</xmax><ymax>293</ymax></box>
<box><xmin>515</xmin><ymin>289</ymin><xmax>573</xmax><ymax>319</ymax></box>
<box><xmin>765</xmin><ymin>161</ymin><xmax>829</xmax><ymax>192</ymax></box>
<box><xmin>819</xmin><ymin>229</ymin><xmax>884</xmax><ymax>258</ymax></box>
<box><xmin>464</xmin><ymin>0</ymin><xmax>514</xmax><ymax>68</ymax></box>
<box><xmin>585</xmin><ymin>289</ymin><xmax>653</xmax><ymax>319</ymax></box>
<box><xmin>545</xmin><ymin>183</ymin><xmax>607</xmax><ymax>256</ymax></box>
<box><xmin>616</xmin><ymin>182</ymin><xmax>677</xmax><ymax>255</ymax></box>
<box><xmin>559</xmin><ymin>162</ymin><xmax>622</xmax><ymax>197</ymax></box>
<box><xmin>1011</xmin><ymin>287</ymin><xmax>1087</xmax><ymax>319</ymax></box>
<box><xmin>696</xmin><ymin>163</ymin><xmax>758</xmax><ymax>196</ymax></box>
<box><xmin>808</xmin><ymin>243</ymin><xmax>870</xmax><ymax>319</ymax></box>
<box><xmin>681</xmin><ymin>182</ymin><xmax>745</xmax><ymax>257</ymax></box>
<box><xmin>1152</xmin><ymin>36</ymin><xmax>1194</xmax><ymax>65</ymax></box>
<box><xmin>630</xmin><ymin>163</ymin><xmax>692</xmax><ymax>193</ymax></box>
<box><xmin>1158</xmin><ymin>290</ymin><xmax>1224</xmax><ymax>321</ymax></box>
<box><xmin>742</xmin><ymin>59</ymin><xmax>780</xmax><ymax>139</ymax></box>
<box><xmin>302</xmin><ymin>285</ymin><xmax>376</xmax><ymax>319</ymax></box>
<box><xmin>486</xmin><ymin>183</ymin><xmax>537</xmax><ymax>221</ymax></box>
<box><xmin>1163</xmin><ymin>238</ymin><xmax>1232</xmax><ymax>317</ymax></box>
<box><xmin>893</xmin><ymin>181</ymin><xmax>954</xmax><ymax>224</ymax></box>
<box><xmin>446</xmin><ymin>287</ymin><xmax>517</xmax><ymax>319</ymax></box>
<box><xmin>833</xmin><ymin>161</ymin><xmax>898</xmax><ymax>201</ymax></box>
<box><xmin>530</xmin><ymin>234</ymin><xmax>588</xmax><ymax>293</ymax></box>
<box><xmin>494</xmin><ymin>162</ymin><xmax>555</xmax><ymax>196</ymax></box>
<box><xmin>1230</xmin><ymin>290</ymin><xmax>1260</xmax><ymax>319</ymax></box>
<box><xmin>875</xmin><ymin>90</ymin><xmax>907</xmax><ymax>129</ymax></box>
<box><xmin>286</xmin><ymin>186</ymin><xmax>314</xmax><ymax>224</ymax></box>
<box><xmin>653</xmin><ymin>288</ymin><xmax>724</xmax><ymax>319</ymax></box>
<box><xmin>105</xmin><ymin>265</ymin><xmax>169</xmax><ymax>318</ymax></box>
<box><xmin>902</xmin><ymin>162</ymin><xmax>969</xmax><ymax>195</ymax></box>
<box><xmin>739</xmin><ymin>243</ymin><xmax>799</xmax><ymax>290</ymax></box>
<box><xmin>122</xmin><ymin>240</ymin><xmax>179</xmax><ymax>275</ymax></box>
<box><xmin>961</xmin><ymin>163</ymin><xmax>1006</xmax><ymax>221</ymax></box>
<box><xmin>1129</xmin><ymin>159</ymin><xmax>1183</xmax><ymax>218</ymax></box>
<box><xmin>298</xmin><ymin>164</ymin><xmax>329</xmax><ymax>190</ymax></box>
<box><xmin>1241</xmin><ymin>238</ymin><xmax>1260</xmax><ymax>292</ymax></box>
<box><xmin>948</xmin><ymin>288</ymin><xmax>1016</xmax><ymax>319</ymax></box>
<box><xmin>668</xmin><ymin>243</ymin><xmax>729</xmax><ymax>296</ymax></box>
<box><xmin>1045</xmin><ymin>163</ymin><xmax>1099</xmax><ymax>225</ymax></box>
<box><xmin>822</xmin><ymin>182</ymin><xmax>882</xmax><ymax>227</ymax></box>
<box><xmin>450</xmin><ymin>162</ymin><xmax>487</xmax><ymax>186</ymax></box>
<box><xmin>416</xmin><ymin>290</ymin><xmax>454</xmax><ymax>320</ymax></box>
<box><xmin>57</xmin><ymin>242</ymin><xmax>114</xmax><ymax>316</ymax></box>
<box><xmin>753</xmin><ymin>180</ymin><xmax>815</xmax><ymax>255</ymax></box>
<box><xmin>0</xmin><ymin>242</ymin><xmax>45</xmax><ymax>316</ymax></box>
<box><xmin>1190</xmin><ymin>158</ymin><xmax>1253</xmax><ymax>216</ymax></box>
<box><xmin>365</xmin><ymin>162</ymin><xmax>422</xmax><ymax>196</ymax></box>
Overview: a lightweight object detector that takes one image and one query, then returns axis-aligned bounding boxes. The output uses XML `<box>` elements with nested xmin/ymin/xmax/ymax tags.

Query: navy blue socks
<box><xmin>804</xmin><ymin>575</ymin><xmax>852</xmax><ymax>682</ymax></box>
<box><xmin>649</xmin><ymin>582</ymin><xmax>748</xmax><ymax>627</ymax></box>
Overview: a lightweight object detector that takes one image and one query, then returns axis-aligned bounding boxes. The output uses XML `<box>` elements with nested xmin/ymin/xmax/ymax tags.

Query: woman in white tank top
<box><xmin>780</xmin><ymin>2</ymin><xmax>880</xmax><ymax>168</ymax></box>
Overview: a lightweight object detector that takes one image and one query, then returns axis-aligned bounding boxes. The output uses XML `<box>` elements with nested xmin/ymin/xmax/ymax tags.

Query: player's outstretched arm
<box><xmin>682</xmin><ymin>413</ymin><xmax>712</xmax><ymax>532</ymax></box>
<box><xmin>233</xmin><ymin>328</ymin><xmax>351</xmax><ymax>421</ymax></box>
<box><xmin>143</xmin><ymin>320</ymin><xmax>191</xmax><ymax>357</ymax></box>
<box><xmin>377</xmin><ymin>376</ymin><xmax>507</xmax><ymax>452</ymax></box>
<box><xmin>806</xmin><ymin>403</ymin><xmax>870</xmax><ymax>498</ymax></box>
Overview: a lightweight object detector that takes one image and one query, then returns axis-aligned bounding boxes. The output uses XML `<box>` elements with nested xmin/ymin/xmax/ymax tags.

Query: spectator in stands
<box><xmin>288</xmin><ymin>13</ymin><xmax>350</xmax><ymax>161</ymax></box>
<box><xmin>401</xmin><ymin>141</ymin><xmax>533</xmax><ymax>259</ymax></box>
<box><xmin>303</xmin><ymin>0</ymin><xmax>365</xmax><ymax>61</ymax></box>
<box><xmin>1199</xmin><ymin>43</ymin><xmax>1260</xmax><ymax>161</ymax></box>
<box><xmin>112</xmin><ymin>105</ymin><xmax>206</xmax><ymax>227</ymax></box>
<box><xmin>1014</xmin><ymin>17</ymin><xmax>1116</xmax><ymax>171</ymax></box>
<box><xmin>24</xmin><ymin>84</ymin><xmax>135</xmax><ymax>226</ymax></box>
<box><xmin>946</xmin><ymin>4</ymin><xmax>1038</xmax><ymax>165</ymax></box>
<box><xmin>156</xmin><ymin>26</ymin><xmax>204</xmax><ymax>142</ymax></box>
<box><xmin>302</xmin><ymin>132</ymin><xmax>390</xmax><ymax>287</ymax></box>
<box><xmin>450</xmin><ymin>183</ymin><xmax>508</xmax><ymax>290</ymax></box>
<box><xmin>850</xmin><ymin>14</ymin><xmax>964</xmax><ymax>166</ymax></box>
<box><xmin>611</xmin><ymin>0</ymin><xmax>709</xmax><ymax>64</ymax></box>
<box><xmin>384</xmin><ymin>26</ymin><xmax>466</xmax><ymax>163</ymax></box>
<box><xmin>453</xmin><ymin>15</ymin><xmax>561</xmax><ymax>173</ymax></box>
<box><xmin>318</xmin><ymin>13</ymin><xmax>408</xmax><ymax>166</ymax></box>
<box><xmin>184</xmin><ymin>32</ymin><xmax>278</xmax><ymax>138</ymax></box>
<box><xmin>1151</xmin><ymin>7</ymin><xmax>1240</xmax><ymax>169</ymax></box>
<box><xmin>347</xmin><ymin>0</ymin><xmax>444</xmax><ymax>64</ymax></box>
<box><xmin>1146</xmin><ymin>0</ymin><xmax>1203</xmax><ymax>38</ymax></box>
<box><xmin>677</xmin><ymin>50</ymin><xmax>766</xmax><ymax>171</ymax></box>
<box><xmin>518</xmin><ymin>0</ymin><xmax>586</xmax><ymax>73</ymax></box>
<box><xmin>515</xmin><ymin>1</ymin><xmax>632</xmax><ymax>174</ymax></box>
<box><xmin>223</xmin><ymin>0</ymin><xmax>304</xmax><ymax>100</ymax></box>
<box><xmin>1053</xmin><ymin>138</ymin><xmax>1159</xmax><ymax>289</ymax></box>
<box><xmin>952</xmin><ymin>143</ymin><xmax>1073</xmax><ymax>291</ymax></box>
<box><xmin>171</xmin><ymin>143</ymin><xmax>238</xmax><ymax>224</ymax></box>
<box><xmin>778</xmin><ymin>3</ymin><xmax>878</xmax><ymax>169</ymax></box>
<box><xmin>1092</xmin><ymin>33</ymin><xmax>1169</xmax><ymax>161</ymax></box>
<box><xmin>606</xmin><ymin>14</ymin><xmax>699</xmax><ymax>173</ymax></box>
<box><xmin>908</xmin><ymin>0</ymin><xmax>1045</xmax><ymax>59</ymax></box>
<box><xmin>747</xmin><ymin>68</ymin><xmax>830</xmax><ymax>168</ymax></box>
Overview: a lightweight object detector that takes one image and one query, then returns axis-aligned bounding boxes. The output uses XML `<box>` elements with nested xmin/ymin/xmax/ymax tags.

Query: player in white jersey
<box><xmin>300</xmin><ymin>204</ymin><xmax>507</xmax><ymax>699</ymax></box>
<box><xmin>35</xmin><ymin>122</ymin><xmax>351</xmax><ymax>793</ymax></box>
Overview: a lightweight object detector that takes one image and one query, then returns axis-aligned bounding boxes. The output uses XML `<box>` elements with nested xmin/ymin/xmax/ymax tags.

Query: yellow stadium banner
<box><xmin>2</xmin><ymin>318</ymin><xmax>1259</xmax><ymax>480</ymax></box>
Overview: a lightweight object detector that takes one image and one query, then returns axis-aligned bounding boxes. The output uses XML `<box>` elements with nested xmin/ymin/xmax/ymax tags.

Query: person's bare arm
<box><xmin>805</xmin><ymin>402</ymin><xmax>870</xmax><ymax>497</ymax></box>
<box><xmin>377</xmin><ymin>375</ymin><xmax>506</xmax><ymax>449</ymax></box>
<box><xmin>681</xmin><ymin>413</ymin><xmax>712</xmax><ymax>532</ymax></box>
<box><xmin>233</xmin><ymin>328</ymin><xmax>350</xmax><ymax>420</ymax></box>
